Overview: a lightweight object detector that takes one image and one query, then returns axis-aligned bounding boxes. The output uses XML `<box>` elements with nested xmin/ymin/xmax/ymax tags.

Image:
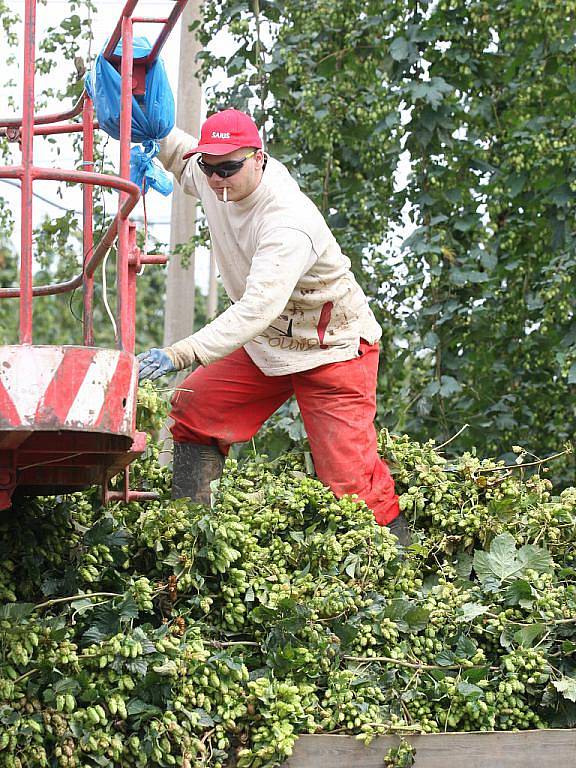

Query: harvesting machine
<box><xmin>0</xmin><ymin>0</ymin><xmax>188</xmax><ymax>511</ymax></box>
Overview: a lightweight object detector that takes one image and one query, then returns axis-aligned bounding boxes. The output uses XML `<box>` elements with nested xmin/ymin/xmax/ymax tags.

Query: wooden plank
<box><xmin>282</xmin><ymin>730</ymin><xmax>576</xmax><ymax>768</ymax></box>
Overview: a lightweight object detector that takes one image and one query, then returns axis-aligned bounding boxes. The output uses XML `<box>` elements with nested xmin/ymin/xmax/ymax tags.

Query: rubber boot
<box><xmin>171</xmin><ymin>442</ymin><xmax>225</xmax><ymax>504</ymax></box>
<box><xmin>386</xmin><ymin>512</ymin><xmax>411</xmax><ymax>546</ymax></box>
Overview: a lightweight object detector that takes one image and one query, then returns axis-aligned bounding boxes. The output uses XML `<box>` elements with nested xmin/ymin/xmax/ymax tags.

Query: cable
<box><xmin>0</xmin><ymin>178</ymin><xmax>171</xmax><ymax>225</ymax></box>
<box><xmin>137</xmin><ymin>178</ymin><xmax>149</xmax><ymax>277</ymax></box>
<box><xmin>0</xmin><ymin>178</ymin><xmax>78</xmax><ymax>213</ymax></box>
<box><xmin>101</xmin><ymin>246</ymin><xmax>118</xmax><ymax>342</ymax></box>
<box><xmin>94</xmin><ymin>136</ymin><xmax>118</xmax><ymax>343</ymax></box>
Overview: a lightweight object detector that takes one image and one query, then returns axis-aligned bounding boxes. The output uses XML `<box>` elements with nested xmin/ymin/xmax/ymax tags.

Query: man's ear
<box><xmin>255</xmin><ymin>149</ymin><xmax>266</xmax><ymax>169</ymax></box>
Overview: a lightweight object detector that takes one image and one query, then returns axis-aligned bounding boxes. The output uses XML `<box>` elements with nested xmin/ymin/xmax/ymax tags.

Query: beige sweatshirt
<box><xmin>158</xmin><ymin>128</ymin><xmax>382</xmax><ymax>376</ymax></box>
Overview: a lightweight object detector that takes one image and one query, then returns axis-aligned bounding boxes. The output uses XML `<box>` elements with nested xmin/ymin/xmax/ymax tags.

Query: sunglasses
<box><xmin>197</xmin><ymin>151</ymin><xmax>256</xmax><ymax>179</ymax></box>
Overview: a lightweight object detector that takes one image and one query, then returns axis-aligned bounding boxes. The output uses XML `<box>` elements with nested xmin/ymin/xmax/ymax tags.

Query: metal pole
<box><xmin>19</xmin><ymin>0</ymin><xmax>37</xmax><ymax>344</ymax></box>
<box><xmin>116</xmin><ymin>14</ymin><xmax>134</xmax><ymax>351</ymax></box>
<box><xmin>103</xmin><ymin>0</ymin><xmax>139</xmax><ymax>60</ymax></box>
<box><xmin>82</xmin><ymin>97</ymin><xmax>95</xmax><ymax>345</ymax></box>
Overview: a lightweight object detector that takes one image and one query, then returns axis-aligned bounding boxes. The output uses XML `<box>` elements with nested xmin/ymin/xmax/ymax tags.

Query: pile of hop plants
<box><xmin>0</xmin><ymin>382</ymin><xmax>575</xmax><ymax>768</ymax></box>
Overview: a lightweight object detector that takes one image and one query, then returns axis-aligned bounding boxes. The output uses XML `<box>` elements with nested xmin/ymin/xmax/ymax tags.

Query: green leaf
<box><xmin>403</xmin><ymin>607</ymin><xmax>430</xmax><ymax>632</ymax></box>
<box><xmin>163</xmin><ymin>550</ymin><xmax>181</xmax><ymax>567</ymax></box>
<box><xmin>126</xmin><ymin>699</ymin><xmax>163</xmax><ymax>717</ymax></box>
<box><xmin>116</xmin><ymin>595</ymin><xmax>140</xmax><ymax>621</ymax></box>
<box><xmin>503</xmin><ymin>579</ymin><xmax>534</xmax><ymax>607</ymax></box>
<box><xmin>456</xmin><ymin>602</ymin><xmax>489</xmax><ymax>622</ymax></box>
<box><xmin>53</xmin><ymin>678</ymin><xmax>81</xmax><ymax>694</ymax></box>
<box><xmin>479</xmin><ymin>249</ymin><xmax>498</xmax><ymax>271</ymax></box>
<box><xmin>516</xmin><ymin>544</ymin><xmax>554</xmax><ymax>574</ymax></box>
<box><xmin>389</xmin><ymin>37</ymin><xmax>412</xmax><ymax>62</ymax></box>
<box><xmin>453</xmin><ymin>215</ymin><xmax>478</xmax><ymax>232</ymax></box>
<box><xmin>435</xmin><ymin>649</ymin><xmax>456</xmax><ymax>666</ymax></box>
<box><xmin>84</xmin><ymin>517</ymin><xmax>130</xmax><ymax>549</ymax></box>
<box><xmin>423</xmin><ymin>330</ymin><xmax>440</xmax><ymax>349</ymax></box>
<box><xmin>210</xmin><ymin>653</ymin><xmax>244</xmax><ymax>673</ymax></box>
<box><xmin>383</xmin><ymin>599</ymin><xmax>412</xmax><ymax>623</ymax></box>
<box><xmin>191</xmin><ymin>708</ymin><xmax>214</xmax><ymax>727</ymax></box>
<box><xmin>439</xmin><ymin>375</ymin><xmax>462</xmax><ymax>397</ymax></box>
<box><xmin>0</xmin><ymin>603</ymin><xmax>35</xmax><ymax>620</ymax></box>
<box><xmin>507</xmin><ymin>172</ymin><xmax>527</xmax><ymax>197</ymax></box>
<box><xmin>457</xmin><ymin>682</ymin><xmax>484</xmax><ymax>699</ymax></box>
<box><xmin>473</xmin><ymin>534</ymin><xmax>520</xmax><ymax>587</ymax></box>
<box><xmin>343</xmin><ymin>553</ymin><xmax>360</xmax><ymax>578</ymax></box>
<box><xmin>455</xmin><ymin>635</ymin><xmax>478</xmax><ymax>660</ymax></box>
<box><xmin>332</xmin><ymin>619</ymin><xmax>359</xmax><ymax>648</ymax></box>
<box><xmin>70</xmin><ymin>598</ymin><xmax>94</xmax><ymax>614</ymax></box>
<box><xmin>454</xmin><ymin>553</ymin><xmax>474</xmax><ymax>579</ymax></box>
<box><xmin>462</xmin><ymin>666</ymin><xmax>491</xmax><ymax>684</ymax></box>
<box><xmin>513</xmin><ymin>623</ymin><xmax>546</xmax><ymax>647</ymax></box>
<box><xmin>474</xmin><ymin>535</ymin><xmax>553</xmax><ymax>592</ymax></box>
<box><xmin>407</xmin><ymin>77</ymin><xmax>453</xmax><ymax>108</ymax></box>
<box><xmin>553</xmin><ymin>678</ymin><xmax>576</xmax><ymax>703</ymax></box>
<box><xmin>126</xmin><ymin>658</ymin><xmax>149</xmax><ymax>677</ymax></box>
<box><xmin>546</xmin><ymin>183</ymin><xmax>574</xmax><ymax>206</ymax></box>
<box><xmin>152</xmin><ymin>660</ymin><xmax>179</xmax><ymax>676</ymax></box>
<box><xmin>88</xmin><ymin>755</ymin><xmax>111</xmax><ymax>768</ymax></box>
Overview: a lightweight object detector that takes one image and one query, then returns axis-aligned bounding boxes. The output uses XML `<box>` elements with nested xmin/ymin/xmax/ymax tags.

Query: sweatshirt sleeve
<box><xmin>164</xmin><ymin>228</ymin><xmax>316</xmax><ymax>369</ymax></box>
<box><xmin>158</xmin><ymin>127</ymin><xmax>200</xmax><ymax>197</ymax></box>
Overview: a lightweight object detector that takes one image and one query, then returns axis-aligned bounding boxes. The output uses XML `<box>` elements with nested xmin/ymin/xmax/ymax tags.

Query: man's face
<box><xmin>199</xmin><ymin>147</ymin><xmax>265</xmax><ymax>203</ymax></box>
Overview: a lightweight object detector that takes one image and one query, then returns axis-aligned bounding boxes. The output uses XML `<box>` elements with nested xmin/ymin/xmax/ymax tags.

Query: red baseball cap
<box><xmin>182</xmin><ymin>109</ymin><xmax>262</xmax><ymax>159</ymax></box>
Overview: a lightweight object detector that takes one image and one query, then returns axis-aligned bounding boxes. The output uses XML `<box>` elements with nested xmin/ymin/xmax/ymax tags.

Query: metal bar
<box><xmin>106</xmin><ymin>490</ymin><xmax>159</xmax><ymax>501</ymax></box>
<box><xmin>82</xmin><ymin>97</ymin><xmax>95</xmax><ymax>346</ymax></box>
<box><xmin>19</xmin><ymin>0</ymin><xmax>37</xmax><ymax>344</ymax></box>
<box><xmin>85</xmin><ymin>204</ymin><xmax>126</xmax><ymax>277</ymax></box>
<box><xmin>105</xmin><ymin>2</ymin><xmax>188</xmax><ymax>66</ymax></box>
<box><xmin>1</xmin><ymin>432</ymin><xmax>126</xmax><ymax>452</ymax></box>
<box><xmin>0</xmin><ymin>214</ymin><xmax>125</xmax><ymax>298</ymax></box>
<box><xmin>103</xmin><ymin>0</ymin><xmax>139</xmax><ymax>60</ymax></box>
<box><xmin>0</xmin><ymin>174</ymin><xmax>140</xmax><ymax>298</ymax></box>
<box><xmin>0</xmin><ymin>94</ymin><xmax>84</xmax><ymax>129</ymax></box>
<box><xmin>0</xmin><ymin>165</ymin><xmax>140</xmax><ymax>196</ymax></box>
<box><xmin>116</xmin><ymin>14</ymin><xmax>134</xmax><ymax>351</ymax></box>
<box><xmin>33</xmin><ymin>122</ymin><xmax>98</xmax><ymax>136</ymax></box>
<box><xmin>139</xmin><ymin>254</ymin><xmax>169</xmax><ymax>265</ymax></box>
<box><xmin>0</xmin><ymin>275</ymin><xmax>77</xmax><ymax>299</ymax></box>
<box><xmin>1</xmin><ymin>123</ymin><xmax>99</xmax><ymax>140</ymax></box>
<box><xmin>126</xmin><ymin>223</ymin><xmax>138</xmax><ymax>353</ymax></box>
<box><xmin>132</xmin><ymin>17</ymin><xmax>169</xmax><ymax>23</ymax></box>
<box><xmin>145</xmin><ymin>1</ymin><xmax>189</xmax><ymax>65</ymax></box>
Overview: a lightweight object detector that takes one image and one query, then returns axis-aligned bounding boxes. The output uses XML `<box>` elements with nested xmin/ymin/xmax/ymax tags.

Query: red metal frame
<box><xmin>0</xmin><ymin>0</ymin><xmax>189</xmax><ymax>509</ymax></box>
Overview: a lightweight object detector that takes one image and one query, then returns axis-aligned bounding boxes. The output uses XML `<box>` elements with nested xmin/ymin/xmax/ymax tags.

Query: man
<box><xmin>138</xmin><ymin>108</ymin><xmax>409</xmax><ymax>544</ymax></box>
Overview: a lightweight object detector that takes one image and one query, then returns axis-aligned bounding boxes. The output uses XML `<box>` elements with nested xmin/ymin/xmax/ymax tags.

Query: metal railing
<box><xmin>0</xmin><ymin>0</ymin><xmax>188</xmax><ymax>351</ymax></box>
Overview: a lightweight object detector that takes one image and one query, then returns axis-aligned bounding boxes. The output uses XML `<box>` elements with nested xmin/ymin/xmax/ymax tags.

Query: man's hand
<box><xmin>137</xmin><ymin>348</ymin><xmax>176</xmax><ymax>381</ymax></box>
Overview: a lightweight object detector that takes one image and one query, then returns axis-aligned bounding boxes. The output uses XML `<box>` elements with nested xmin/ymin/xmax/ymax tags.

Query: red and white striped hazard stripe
<box><xmin>0</xmin><ymin>346</ymin><xmax>137</xmax><ymax>435</ymax></box>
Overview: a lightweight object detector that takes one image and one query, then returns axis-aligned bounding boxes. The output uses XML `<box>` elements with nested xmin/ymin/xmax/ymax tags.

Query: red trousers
<box><xmin>170</xmin><ymin>340</ymin><xmax>399</xmax><ymax>525</ymax></box>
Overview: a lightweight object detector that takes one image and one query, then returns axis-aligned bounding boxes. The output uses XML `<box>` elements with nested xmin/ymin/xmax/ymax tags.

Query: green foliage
<box><xmin>0</xmin><ymin>388</ymin><xmax>575</xmax><ymax>767</ymax></box>
<box><xmin>197</xmin><ymin>0</ymin><xmax>576</xmax><ymax>483</ymax></box>
<box><xmin>384</xmin><ymin>738</ymin><xmax>416</xmax><ymax>768</ymax></box>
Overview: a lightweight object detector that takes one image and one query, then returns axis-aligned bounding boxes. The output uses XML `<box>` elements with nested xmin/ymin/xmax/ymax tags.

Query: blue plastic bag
<box><xmin>85</xmin><ymin>37</ymin><xmax>174</xmax><ymax>196</ymax></box>
<box><xmin>130</xmin><ymin>140</ymin><xmax>173</xmax><ymax>196</ymax></box>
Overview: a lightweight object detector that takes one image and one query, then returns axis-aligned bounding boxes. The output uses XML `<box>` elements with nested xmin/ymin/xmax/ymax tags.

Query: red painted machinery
<box><xmin>0</xmin><ymin>0</ymin><xmax>188</xmax><ymax>510</ymax></box>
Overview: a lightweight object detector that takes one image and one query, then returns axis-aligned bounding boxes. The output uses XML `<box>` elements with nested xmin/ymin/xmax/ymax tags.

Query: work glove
<box><xmin>137</xmin><ymin>348</ymin><xmax>176</xmax><ymax>381</ymax></box>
